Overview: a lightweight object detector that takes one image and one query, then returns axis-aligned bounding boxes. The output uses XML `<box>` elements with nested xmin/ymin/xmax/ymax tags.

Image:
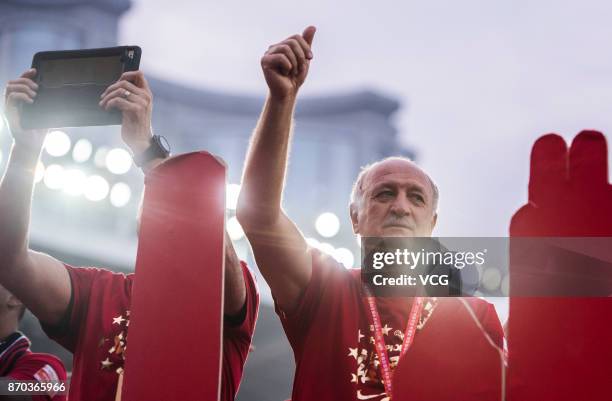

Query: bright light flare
<box><xmin>315</xmin><ymin>212</ymin><xmax>340</xmax><ymax>238</ymax></box>
<box><xmin>44</xmin><ymin>130</ymin><xmax>71</xmax><ymax>157</ymax></box>
<box><xmin>106</xmin><ymin>148</ymin><xmax>132</xmax><ymax>175</ymax></box>
<box><xmin>333</xmin><ymin>247</ymin><xmax>355</xmax><ymax>268</ymax></box>
<box><xmin>110</xmin><ymin>182</ymin><xmax>131</xmax><ymax>207</ymax></box>
<box><xmin>482</xmin><ymin>267</ymin><xmax>502</xmax><ymax>292</ymax></box>
<box><xmin>226</xmin><ymin>183</ymin><xmax>241</xmax><ymax>210</ymax></box>
<box><xmin>43</xmin><ymin>164</ymin><xmax>65</xmax><ymax>189</ymax></box>
<box><xmin>84</xmin><ymin>175</ymin><xmax>110</xmax><ymax>201</ymax></box>
<box><xmin>227</xmin><ymin>216</ymin><xmax>245</xmax><ymax>240</ymax></box>
<box><xmin>73</xmin><ymin>139</ymin><xmax>93</xmax><ymax>163</ymax></box>
<box><xmin>62</xmin><ymin>169</ymin><xmax>87</xmax><ymax>196</ymax></box>
<box><xmin>94</xmin><ymin>147</ymin><xmax>110</xmax><ymax>168</ymax></box>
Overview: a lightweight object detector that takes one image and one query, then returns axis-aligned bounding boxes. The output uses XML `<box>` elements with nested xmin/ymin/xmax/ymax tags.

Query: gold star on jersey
<box><xmin>99</xmin><ymin>310</ymin><xmax>130</xmax><ymax>375</ymax></box>
<box><xmin>347</xmin><ymin>298</ymin><xmax>438</xmax><ymax>400</ymax></box>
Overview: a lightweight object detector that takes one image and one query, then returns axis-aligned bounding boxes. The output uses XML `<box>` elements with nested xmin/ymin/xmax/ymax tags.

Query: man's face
<box><xmin>351</xmin><ymin>159</ymin><xmax>437</xmax><ymax>237</ymax></box>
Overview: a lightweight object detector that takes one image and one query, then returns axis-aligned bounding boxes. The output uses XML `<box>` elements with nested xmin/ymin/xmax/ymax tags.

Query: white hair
<box><xmin>350</xmin><ymin>156</ymin><xmax>439</xmax><ymax>212</ymax></box>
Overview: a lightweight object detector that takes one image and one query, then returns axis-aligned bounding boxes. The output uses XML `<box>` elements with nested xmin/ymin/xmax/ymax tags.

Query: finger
<box><xmin>119</xmin><ymin>70</ymin><xmax>151</xmax><ymax>92</ymax></box>
<box><xmin>104</xmin><ymin>97</ymin><xmax>139</xmax><ymax>113</ymax></box>
<box><xmin>528</xmin><ymin>133</ymin><xmax>567</xmax><ymax>206</ymax></box>
<box><xmin>291</xmin><ymin>34</ymin><xmax>313</xmax><ymax>59</ymax></box>
<box><xmin>20</xmin><ymin>68</ymin><xmax>37</xmax><ymax>79</ymax></box>
<box><xmin>100</xmin><ymin>88</ymin><xmax>149</xmax><ymax>109</ymax></box>
<box><xmin>268</xmin><ymin>44</ymin><xmax>298</xmax><ymax>75</ymax></box>
<box><xmin>262</xmin><ymin>54</ymin><xmax>293</xmax><ymax>76</ymax></box>
<box><xmin>100</xmin><ymin>79</ymin><xmax>144</xmax><ymax>99</ymax></box>
<box><xmin>6</xmin><ymin>92</ymin><xmax>34</xmax><ymax>105</ymax></box>
<box><xmin>6</xmin><ymin>83</ymin><xmax>37</xmax><ymax>99</ymax></box>
<box><xmin>302</xmin><ymin>26</ymin><xmax>316</xmax><ymax>47</ymax></box>
<box><xmin>101</xmin><ymin>79</ymin><xmax>146</xmax><ymax>99</ymax></box>
<box><xmin>569</xmin><ymin>130</ymin><xmax>608</xmax><ymax>187</ymax></box>
<box><xmin>100</xmin><ymin>82</ymin><xmax>148</xmax><ymax>106</ymax></box>
<box><xmin>8</xmin><ymin>78</ymin><xmax>38</xmax><ymax>91</ymax></box>
<box><xmin>284</xmin><ymin>38</ymin><xmax>307</xmax><ymax>75</ymax></box>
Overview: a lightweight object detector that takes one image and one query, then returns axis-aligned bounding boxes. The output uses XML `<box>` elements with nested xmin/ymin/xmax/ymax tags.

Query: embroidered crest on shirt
<box><xmin>348</xmin><ymin>298</ymin><xmax>438</xmax><ymax>401</ymax></box>
<box><xmin>34</xmin><ymin>364</ymin><xmax>60</xmax><ymax>397</ymax></box>
<box><xmin>99</xmin><ymin>310</ymin><xmax>130</xmax><ymax>375</ymax></box>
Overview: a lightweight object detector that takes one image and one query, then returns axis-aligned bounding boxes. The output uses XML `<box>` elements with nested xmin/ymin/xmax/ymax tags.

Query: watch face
<box><xmin>157</xmin><ymin>135</ymin><xmax>171</xmax><ymax>153</ymax></box>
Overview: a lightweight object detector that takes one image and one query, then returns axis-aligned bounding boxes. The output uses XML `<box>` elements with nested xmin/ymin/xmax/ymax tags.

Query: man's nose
<box><xmin>389</xmin><ymin>195</ymin><xmax>411</xmax><ymax>217</ymax></box>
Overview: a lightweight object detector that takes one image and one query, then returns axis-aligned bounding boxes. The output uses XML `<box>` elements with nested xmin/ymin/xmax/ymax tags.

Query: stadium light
<box><xmin>62</xmin><ymin>169</ymin><xmax>87</xmax><ymax>196</ymax></box>
<box><xmin>110</xmin><ymin>182</ymin><xmax>131</xmax><ymax>207</ymax></box>
<box><xmin>73</xmin><ymin>139</ymin><xmax>93</xmax><ymax>163</ymax></box>
<box><xmin>227</xmin><ymin>216</ymin><xmax>245</xmax><ymax>240</ymax></box>
<box><xmin>106</xmin><ymin>148</ymin><xmax>132</xmax><ymax>175</ymax></box>
<box><xmin>305</xmin><ymin>237</ymin><xmax>320</xmax><ymax>248</ymax></box>
<box><xmin>226</xmin><ymin>183</ymin><xmax>241</xmax><ymax>210</ymax></box>
<box><xmin>315</xmin><ymin>212</ymin><xmax>340</xmax><ymax>238</ymax></box>
<box><xmin>44</xmin><ymin>130</ymin><xmax>71</xmax><ymax>157</ymax></box>
<box><xmin>318</xmin><ymin>242</ymin><xmax>335</xmax><ymax>255</ymax></box>
<box><xmin>333</xmin><ymin>247</ymin><xmax>355</xmax><ymax>268</ymax></box>
<box><xmin>84</xmin><ymin>175</ymin><xmax>110</xmax><ymax>201</ymax></box>
<box><xmin>94</xmin><ymin>147</ymin><xmax>110</xmax><ymax>168</ymax></box>
<box><xmin>43</xmin><ymin>164</ymin><xmax>65</xmax><ymax>190</ymax></box>
<box><xmin>482</xmin><ymin>267</ymin><xmax>502</xmax><ymax>292</ymax></box>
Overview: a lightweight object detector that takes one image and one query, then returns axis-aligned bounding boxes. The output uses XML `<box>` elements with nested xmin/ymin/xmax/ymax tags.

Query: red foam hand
<box><xmin>122</xmin><ymin>153</ymin><xmax>226</xmax><ymax>401</ymax></box>
<box><xmin>507</xmin><ymin>131</ymin><xmax>612</xmax><ymax>401</ymax></box>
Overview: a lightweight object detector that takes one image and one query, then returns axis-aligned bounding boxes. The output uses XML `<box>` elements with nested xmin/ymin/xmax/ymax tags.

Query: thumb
<box><xmin>302</xmin><ymin>25</ymin><xmax>316</xmax><ymax>46</ymax></box>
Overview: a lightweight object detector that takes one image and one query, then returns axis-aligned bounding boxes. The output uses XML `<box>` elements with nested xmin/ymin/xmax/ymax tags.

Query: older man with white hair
<box><xmin>237</xmin><ymin>26</ymin><xmax>504</xmax><ymax>401</ymax></box>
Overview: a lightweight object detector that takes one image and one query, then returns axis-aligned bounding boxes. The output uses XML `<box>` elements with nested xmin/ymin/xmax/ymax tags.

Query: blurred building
<box><xmin>0</xmin><ymin>1</ymin><xmax>411</xmax><ymax>400</ymax></box>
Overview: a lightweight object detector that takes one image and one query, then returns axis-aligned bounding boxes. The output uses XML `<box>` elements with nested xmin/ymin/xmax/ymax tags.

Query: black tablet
<box><xmin>21</xmin><ymin>46</ymin><xmax>141</xmax><ymax>129</ymax></box>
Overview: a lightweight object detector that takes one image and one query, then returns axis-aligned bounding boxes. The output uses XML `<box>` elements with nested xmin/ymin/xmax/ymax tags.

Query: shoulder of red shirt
<box><xmin>43</xmin><ymin>261</ymin><xmax>258</xmax><ymax>337</ymax></box>
<box><xmin>7</xmin><ymin>350</ymin><xmax>67</xmax><ymax>401</ymax></box>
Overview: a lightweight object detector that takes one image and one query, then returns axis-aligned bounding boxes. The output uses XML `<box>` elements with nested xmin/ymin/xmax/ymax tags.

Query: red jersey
<box><xmin>42</xmin><ymin>261</ymin><xmax>259</xmax><ymax>401</ymax></box>
<box><xmin>276</xmin><ymin>249</ymin><xmax>504</xmax><ymax>401</ymax></box>
<box><xmin>1</xmin><ymin>332</ymin><xmax>67</xmax><ymax>401</ymax></box>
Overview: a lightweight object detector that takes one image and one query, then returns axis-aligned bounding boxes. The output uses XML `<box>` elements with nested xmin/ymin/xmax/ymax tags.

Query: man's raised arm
<box><xmin>0</xmin><ymin>69</ymin><xmax>70</xmax><ymax>326</ymax></box>
<box><xmin>237</xmin><ymin>26</ymin><xmax>316</xmax><ymax>313</ymax></box>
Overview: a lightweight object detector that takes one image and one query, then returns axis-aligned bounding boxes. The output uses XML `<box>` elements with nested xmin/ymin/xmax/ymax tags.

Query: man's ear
<box><xmin>431</xmin><ymin>212</ymin><xmax>438</xmax><ymax>232</ymax></box>
<box><xmin>350</xmin><ymin>203</ymin><xmax>360</xmax><ymax>234</ymax></box>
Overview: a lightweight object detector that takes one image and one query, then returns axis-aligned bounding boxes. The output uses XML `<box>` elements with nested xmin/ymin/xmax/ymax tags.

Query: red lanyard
<box><xmin>364</xmin><ymin>290</ymin><xmax>424</xmax><ymax>400</ymax></box>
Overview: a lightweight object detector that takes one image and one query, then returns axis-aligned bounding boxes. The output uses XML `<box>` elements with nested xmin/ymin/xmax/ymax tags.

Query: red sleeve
<box><xmin>274</xmin><ymin>249</ymin><xmax>348</xmax><ymax>355</ymax></box>
<box><xmin>40</xmin><ymin>265</ymin><xmax>107</xmax><ymax>353</ymax></box>
<box><xmin>464</xmin><ymin>298</ymin><xmax>505</xmax><ymax>350</ymax></box>
<box><xmin>220</xmin><ymin>261</ymin><xmax>260</xmax><ymax>401</ymax></box>
<box><xmin>478</xmin><ymin>301</ymin><xmax>505</xmax><ymax>350</ymax></box>
<box><xmin>8</xmin><ymin>353</ymin><xmax>67</xmax><ymax>401</ymax></box>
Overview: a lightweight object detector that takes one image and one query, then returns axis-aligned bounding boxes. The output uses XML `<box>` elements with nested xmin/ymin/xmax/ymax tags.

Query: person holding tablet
<box><xmin>0</xmin><ymin>68</ymin><xmax>259</xmax><ymax>401</ymax></box>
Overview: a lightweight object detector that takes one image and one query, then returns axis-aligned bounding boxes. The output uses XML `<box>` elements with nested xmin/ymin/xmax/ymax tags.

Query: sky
<box><xmin>120</xmin><ymin>0</ymin><xmax>612</xmax><ymax>239</ymax></box>
<box><xmin>117</xmin><ymin>1</ymin><xmax>612</xmax><ymax>321</ymax></box>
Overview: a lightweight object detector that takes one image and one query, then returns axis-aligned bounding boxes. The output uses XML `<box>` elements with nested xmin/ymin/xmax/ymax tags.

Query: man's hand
<box><xmin>3</xmin><ymin>69</ymin><xmax>47</xmax><ymax>150</ymax></box>
<box><xmin>99</xmin><ymin>70</ymin><xmax>153</xmax><ymax>155</ymax></box>
<box><xmin>261</xmin><ymin>26</ymin><xmax>316</xmax><ymax>101</ymax></box>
